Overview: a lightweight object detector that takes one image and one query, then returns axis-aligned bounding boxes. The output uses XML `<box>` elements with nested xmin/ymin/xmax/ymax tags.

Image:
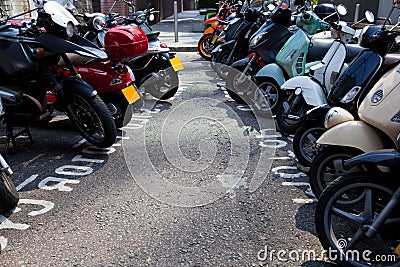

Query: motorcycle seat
<box><xmin>308</xmin><ymin>39</ymin><xmax>365</xmax><ymax>64</ymax></box>
<box><xmin>58</xmin><ymin>52</ymin><xmax>102</xmax><ymax>67</ymax></box>
<box><xmin>384</xmin><ymin>52</ymin><xmax>400</xmax><ymax>68</ymax></box>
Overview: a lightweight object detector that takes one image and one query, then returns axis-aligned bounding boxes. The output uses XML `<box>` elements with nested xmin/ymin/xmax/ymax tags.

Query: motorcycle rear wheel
<box><xmin>67</xmin><ymin>94</ymin><xmax>117</xmax><ymax>148</ymax></box>
<box><xmin>0</xmin><ymin>171</ymin><xmax>18</xmax><ymax>214</ymax></box>
<box><xmin>315</xmin><ymin>173</ymin><xmax>400</xmax><ymax>267</ymax></box>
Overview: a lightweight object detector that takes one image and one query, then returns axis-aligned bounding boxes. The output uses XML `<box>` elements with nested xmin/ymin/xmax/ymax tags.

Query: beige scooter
<box><xmin>308</xmin><ymin>59</ymin><xmax>400</xmax><ymax>197</ymax></box>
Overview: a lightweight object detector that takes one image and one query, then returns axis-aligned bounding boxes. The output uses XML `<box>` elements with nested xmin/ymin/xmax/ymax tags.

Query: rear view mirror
<box><xmin>149</xmin><ymin>13</ymin><xmax>155</xmax><ymax>21</ymax></box>
<box><xmin>365</xmin><ymin>10</ymin><xmax>375</xmax><ymax>23</ymax></box>
<box><xmin>337</xmin><ymin>4</ymin><xmax>347</xmax><ymax>16</ymax></box>
<box><xmin>238</xmin><ymin>1</ymin><xmax>243</xmax><ymax>5</ymax></box>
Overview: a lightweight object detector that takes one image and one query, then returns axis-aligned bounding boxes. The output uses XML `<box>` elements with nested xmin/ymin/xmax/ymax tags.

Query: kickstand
<box><xmin>5</xmin><ymin>123</ymin><xmax>34</xmax><ymax>152</ymax></box>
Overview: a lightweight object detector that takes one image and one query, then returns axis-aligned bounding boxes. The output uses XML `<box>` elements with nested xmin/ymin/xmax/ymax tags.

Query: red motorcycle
<box><xmin>59</xmin><ymin>20</ymin><xmax>148</xmax><ymax>128</ymax></box>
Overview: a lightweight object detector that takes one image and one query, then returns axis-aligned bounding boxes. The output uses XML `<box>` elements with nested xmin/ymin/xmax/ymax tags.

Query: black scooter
<box><xmin>315</xmin><ymin>141</ymin><xmax>400</xmax><ymax>266</ymax></box>
<box><xmin>0</xmin><ymin>1</ymin><xmax>116</xmax><ymax>148</ymax></box>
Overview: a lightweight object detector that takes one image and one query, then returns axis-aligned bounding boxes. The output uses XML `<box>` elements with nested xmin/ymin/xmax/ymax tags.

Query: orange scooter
<box><xmin>198</xmin><ymin>1</ymin><xmax>236</xmax><ymax>60</ymax></box>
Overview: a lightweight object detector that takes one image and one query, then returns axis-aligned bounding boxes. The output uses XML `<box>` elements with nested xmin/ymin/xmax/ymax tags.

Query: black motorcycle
<box><xmin>0</xmin><ymin>1</ymin><xmax>116</xmax><ymax>148</ymax></box>
<box><xmin>315</xmin><ymin>141</ymin><xmax>400</xmax><ymax>266</ymax></box>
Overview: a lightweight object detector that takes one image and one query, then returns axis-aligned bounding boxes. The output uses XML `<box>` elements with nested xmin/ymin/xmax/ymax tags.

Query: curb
<box><xmin>169</xmin><ymin>46</ymin><xmax>198</xmax><ymax>52</ymax></box>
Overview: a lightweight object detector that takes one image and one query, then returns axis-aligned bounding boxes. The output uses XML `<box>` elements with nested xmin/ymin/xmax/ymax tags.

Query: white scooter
<box><xmin>275</xmin><ymin>5</ymin><xmax>357</xmax><ymax>135</ymax></box>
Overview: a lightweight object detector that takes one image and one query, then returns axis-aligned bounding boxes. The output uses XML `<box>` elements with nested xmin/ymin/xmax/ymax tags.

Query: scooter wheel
<box><xmin>252</xmin><ymin>78</ymin><xmax>281</xmax><ymax>115</ymax></box>
<box><xmin>275</xmin><ymin>94</ymin><xmax>307</xmax><ymax>135</ymax></box>
<box><xmin>315</xmin><ymin>173</ymin><xmax>400</xmax><ymax>267</ymax></box>
<box><xmin>198</xmin><ymin>33</ymin><xmax>214</xmax><ymax>61</ymax></box>
<box><xmin>147</xmin><ymin>67</ymin><xmax>179</xmax><ymax>100</ymax></box>
<box><xmin>292</xmin><ymin>122</ymin><xmax>326</xmax><ymax>167</ymax></box>
<box><xmin>0</xmin><ymin>171</ymin><xmax>19</xmax><ymax>214</ymax></box>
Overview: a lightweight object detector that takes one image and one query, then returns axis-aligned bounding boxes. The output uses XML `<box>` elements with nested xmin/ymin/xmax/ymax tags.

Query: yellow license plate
<box><xmin>170</xmin><ymin>57</ymin><xmax>184</xmax><ymax>72</ymax></box>
<box><xmin>122</xmin><ymin>85</ymin><xmax>140</xmax><ymax>104</ymax></box>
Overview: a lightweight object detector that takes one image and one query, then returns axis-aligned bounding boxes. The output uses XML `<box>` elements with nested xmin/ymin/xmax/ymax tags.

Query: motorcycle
<box><xmin>308</xmin><ymin>2</ymin><xmax>400</xmax><ymax>198</ymax></box>
<box><xmin>0</xmin><ymin>1</ymin><xmax>117</xmax><ymax>148</ymax></box>
<box><xmin>198</xmin><ymin>0</ymin><xmax>237</xmax><ymax>60</ymax></box>
<box><xmin>315</xmin><ymin>144</ymin><xmax>400</xmax><ymax>266</ymax></box>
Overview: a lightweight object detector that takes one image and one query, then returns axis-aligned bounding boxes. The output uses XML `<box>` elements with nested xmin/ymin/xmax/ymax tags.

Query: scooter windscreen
<box><xmin>43</xmin><ymin>1</ymin><xmax>79</xmax><ymax>28</ymax></box>
<box><xmin>327</xmin><ymin>50</ymin><xmax>382</xmax><ymax>111</ymax></box>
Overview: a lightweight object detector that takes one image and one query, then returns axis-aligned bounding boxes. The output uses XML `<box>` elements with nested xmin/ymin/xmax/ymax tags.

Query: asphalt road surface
<box><xmin>0</xmin><ymin>53</ymin><xmax>335</xmax><ymax>266</ymax></box>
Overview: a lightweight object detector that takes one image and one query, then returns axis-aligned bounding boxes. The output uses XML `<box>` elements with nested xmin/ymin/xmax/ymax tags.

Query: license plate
<box><xmin>122</xmin><ymin>85</ymin><xmax>140</xmax><ymax>104</ymax></box>
<box><xmin>170</xmin><ymin>57</ymin><xmax>184</xmax><ymax>72</ymax></box>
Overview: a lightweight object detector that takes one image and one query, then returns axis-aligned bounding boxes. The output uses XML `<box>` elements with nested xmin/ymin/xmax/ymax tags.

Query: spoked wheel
<box><xmin>198</xmin><ymin>33</ymin><xmax>214</xmax><ymax>60</ymax></box>
<box><xmin>315</xmin><ymin>173</ymin><xmax>400</xmax><ymax>267</ymax></box>
<box><xmin>252</xmin><ymin>78</ymin><xmax>281</xmax><ymax>115</ymax></box>
<box><xmin>293</xmin><ymin>123</ymin><xmax>326</xmax><ymax>167</ymax></box>
<box><xmin>0</xmin><ymin>171</ymin><xmax>18</xmax><ymax>214</ymax></box>
<box><xmin>309</xmin><ymin>146</ymin><xmax>365</xmax><ymax>198</ymax></box>
<box><xmin>67</xmin><ymin>94</ymin><xmax>116</xmax><ymax>148</ymax></box>
<box><xmin>146</xmin><ymin>67</ymin><xmax>179</xmax><ymax>100</ymax></box>
<box><xmin>276</xmin><ymin>92</ymin><xmax>308</xmax><ymax>135</ymax></box>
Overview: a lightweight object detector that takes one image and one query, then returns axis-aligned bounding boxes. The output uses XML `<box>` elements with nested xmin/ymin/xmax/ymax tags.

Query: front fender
<box><xmin>231</xmin><ymin>57</ymin><xmax>251</xmax><ymax>69</ymax></box>
<box><xmin>256</xmin><ymin>64</ymin><xmax>285</xmax><ymax>86</ymax></box>
<box><xmin>281</xmin><ymin>76</ymin><xmax>327</xmax><ymax>107</ymax></box>
<box><xmin>317</xmin><ymin>121</ymin><xmax>394</xmax><ymax>152</ymax></box>
<box><xmin>303</xmin><ymin>104</ymin><xmax>331</xmax><ymax>124</ymax></box>
<box><xmin>203</xmin><ymin>27</ymin><xmax>215</xmax><ymax>35</ymax></box>
<box><xmin>62</xmin><ymin>77</ymin><xmax>97</xmax><ymax>103</ymax></box>
<box><xmin>345</xmin><ymin>150</ymin><xmax>400</xmax><ymax>169</ymax></box>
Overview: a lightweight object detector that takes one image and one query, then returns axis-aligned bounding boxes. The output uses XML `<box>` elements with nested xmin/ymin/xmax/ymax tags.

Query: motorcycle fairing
<box><xmin>345</xmin><ymin>149</ymin><xmax>400</xmax><ymax>169</ymax></box>
<box><xmin>302</xmin><ymin>104</ymin><xmax>331</xmax><ymax>124</ymax></box>
<box><xmin>281</xmin><ymin>76</ymin><xmax>327</xmax><ymax>106</ymax></box>
<box><xmin>255</xmin><ymin>63</ymin><xmax>286</xmax><ymax>86</ymax></box>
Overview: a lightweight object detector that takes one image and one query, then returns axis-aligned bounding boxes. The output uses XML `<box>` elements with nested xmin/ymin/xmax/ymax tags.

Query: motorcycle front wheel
<box><xmin>252</xmin><ymin>78</ymin><xmax>281</xmax><ymax>115</ymax></box>
<box><xmin>198</xmin><ymin>33</ymin><xmax>214</xmax><ymax>60</ymax></box>
<box><xmin>315</xmin><ymin>173</ymin><xmax>400</xmax><ymax>267</ymax></box>
<box><xmin>0</xmin><ymin>171</ymin><xmax>19</xmax><ymax>214</ymax></box>
<box><xmin>67</xmin><ymin>94</ymin><xmax>117</xmax><ymax>148</ymax></box>
<box><xmin>275</xmin><ymin>93</ymin><xmax>308</xmax><ymax>135</ymax></box>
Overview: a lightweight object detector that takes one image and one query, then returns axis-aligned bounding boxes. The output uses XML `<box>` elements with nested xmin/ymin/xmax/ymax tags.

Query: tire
<box><xmin>104</xmin><ymin>97</ymin><xmax>132</xmax><ymax>129</ymax></box>
<box><xmin>212</xmin><ymin>48</ymin><xmax>241</xmax><ymax>80</ymax></box>
<box><xmin>252</xmin><ymin>78</ymin><xmax>282</xmax><ymax>115</ymax></box>
<box><xmin>275</xmin><ymin>93</ymin><xmax>308</xmax><ymax>135</ymax></box>
<box><xmin>146</xmin><ymin>66</ymin><xmax>179</xmax><ymax>100</ymax></box>
<box><xmin>0</xmin><ymin>171</ymin><xmax>18</xmax><ymax>214</ymax></box>
<box><xmin>315</xmin><ymin>173</ymin><xmax>400</xmax><ymax>267</ymax></box>
<box><xmin>225</xmin><ymin>65</ymin><xmax>251</xmax><ymax>104</ymax></box>
<box><xmin>67</xmin><ymin>94</ymin><xmax>117</xmax><ymax>148</ymax></box>
<box><xmin>309</xmin><ymin>146</ymin><xmax>364</xmax><ymax>198</ymax></box>
<box><xmin>293</xmin><ymin>122</ymin><xmax>326</xmax><ymax>167</ymax></box>
<box><xmin>198</xmin><ymin>33</ymin><xmax>214</xmax><ymax>61</ymax></box>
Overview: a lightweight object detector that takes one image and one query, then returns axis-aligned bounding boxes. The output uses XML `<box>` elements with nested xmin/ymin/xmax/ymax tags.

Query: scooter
<box><xmin>250</xmin><ymin>6</ymin><xmax>331</xmax><ymax>116</ymax></box>
<box><xmin>0</xmin><ymin>100</ymin><xmax>18</xmax><ymax>214</ymax></box>
<box><xmin>274</xmin><ymin>5</ymin><xmax>353</xmax><ymax>135</ymax></box>
<box><xmin>315</xmin><ymin>145</ymin><xmax>400</xmax><ymax>267</ymax></box>
<box><xmin>211</xmin><ymin>1</ymin><xmax>266</xmax><ymax>79</ymax></box>
<box><xmin>293</xmin><ymin>22</ymin><xmax>400</xmax><ymax>167</ymax></box>
<box><xmin>308</xmin><ymin>5</ymin><xmax>400</xmax><ymax>198</ymax></box>
<box><xmin>0</xmin><ymin>1</ymin><xmax>117</xmax><ymax>148</ymax></box>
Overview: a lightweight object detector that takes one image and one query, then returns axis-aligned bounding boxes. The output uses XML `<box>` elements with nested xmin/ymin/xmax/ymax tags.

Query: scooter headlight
<box><xmin>93</xmin><ymin>16</ymin><xmax>106</xmax><ymax>31</ymax></box>
<box><xmin>341</xmin><ymin>86</ymin><xmax>362</xmax><ymax>103</ymax></box>
<box><xmin>66</xmin><ymin>22</ymin><xmax>75</xmax><ymax>38</ymax></box>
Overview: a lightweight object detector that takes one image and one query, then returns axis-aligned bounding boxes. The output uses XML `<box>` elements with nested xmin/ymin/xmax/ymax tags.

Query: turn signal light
<box><xmin>34</xmin><ymin>48</ymin><xmax>45</xmax><ymax>56</ymax></box>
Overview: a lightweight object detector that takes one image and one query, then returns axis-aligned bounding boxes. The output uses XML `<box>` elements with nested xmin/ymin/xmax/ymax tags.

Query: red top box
<box><xmin>105</xmin><ymin>25</ymin><xmax>148</xmax><ymax>60</ymax></box>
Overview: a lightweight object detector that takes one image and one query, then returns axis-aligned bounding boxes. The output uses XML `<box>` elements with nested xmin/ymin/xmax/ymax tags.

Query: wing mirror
<box><xmin>365</xmin><ymin>10</ymin><xmax>375</xmax><ymax>23</ymax></box>
<box><xmin>337</xmin><ymin>4</ymin><xmax>347</xmax><ymax>16</ymax></box>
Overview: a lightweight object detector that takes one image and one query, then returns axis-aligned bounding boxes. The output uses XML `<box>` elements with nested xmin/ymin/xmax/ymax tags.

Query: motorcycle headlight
<box><xmin>136</xmin><ymin>14</ymin><xmax>146</xmax><ymax>24</ymax></box>
<box><xmin>324</xmin><ymin>107</ymin><xmax>354</xmax><ymax>129</ymax></box>
<box><xmin>66</xmin><ymin>22</ymin><xmax>75</xmax><ymax>38</ymax></box>
<box><xmin>251</xmin><ymin>33</ymin><xmax>264</xmax><ymax>46</ymax></box>
<box><xmin>93</xmin><ymin>16</ymin><xmax>106</xmax><ymax>31</ymax></box>
<box><xmin>341</xmin><ymin>86</ymin><xmax>362</xmax><ymax>104</ymax></box>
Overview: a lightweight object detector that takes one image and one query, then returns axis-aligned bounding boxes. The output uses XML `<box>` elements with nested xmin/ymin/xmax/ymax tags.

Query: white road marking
<box><xmin>0</xmin><ymin>236</ymin><xmax>7</xmax><ymax>250</ymax></box>
<box><xmin>38</xmin><ymin>177</ymin><xmax>80</xmax><ymax>192</ymax></box>
<box><xmin>16</xmin><ymin>174</ymin><xmax>39</xmax><ymax>191</ymax></box>
<box><xmin>81</xmin><ymin>147</ymin><xmax>116</xmax><ymax>155</ymax></box>
<box><xmin>0</xmin><ymin>216</ymin><xmax>30</xmax><ymax>230</ymax></box>
<box><xmin>71</xmin><ymin>155</ymin><xmax>104</xmax><ymax>164</ymax></box>
<box><xmin>18</xmin><ymin>199</ymin><xmax>55</xmax><ymax>216</ymax></box>
<box><xmin>272</xmin><ymin>166</ymin><xmax>306</xmax><ymax>179</ymax></box>
<box><xmin>293</xmin><ymin>198</ymin><xmax>316</xmax><ymax>204</ymax></box>
<box><xmin>55</xmin><ymin>165</ymin><xmax>93</xmax><ymax>176</ymax></box>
